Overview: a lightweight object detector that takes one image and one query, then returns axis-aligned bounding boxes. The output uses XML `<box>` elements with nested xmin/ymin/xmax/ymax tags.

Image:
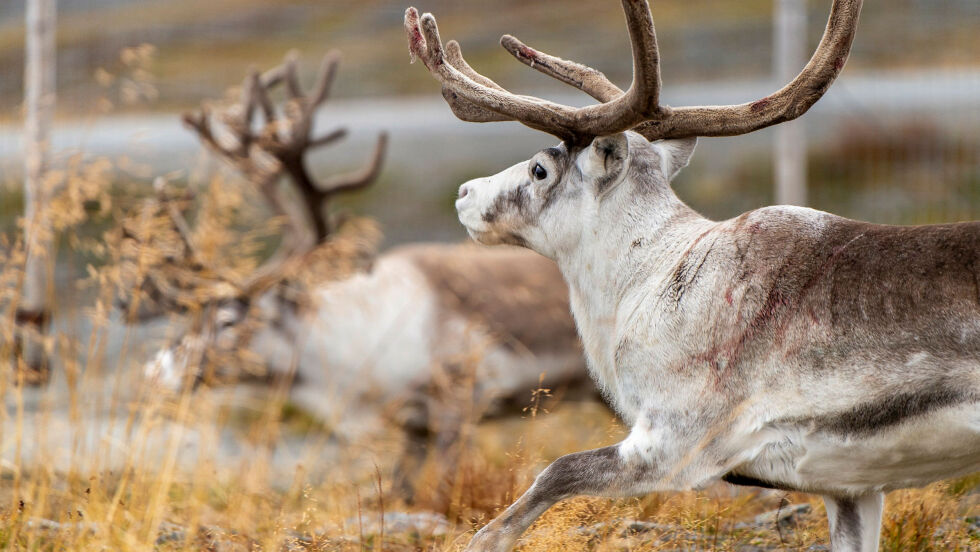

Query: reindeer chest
<box><xmin>570</xmin><ymin>285</ymin><xmax>702</xmax><ymax>423</ymax></box>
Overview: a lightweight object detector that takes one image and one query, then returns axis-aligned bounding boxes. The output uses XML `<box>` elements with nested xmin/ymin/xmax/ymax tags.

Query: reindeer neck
<box><xmin>556</xmin><ymin>190</ymin><xmax>709</xmax><ymax>314</ymax></box>
<box><xmin>554</xmin><ymin>189</ymin><xmax>711</xmax><ymax>396</ymax></box>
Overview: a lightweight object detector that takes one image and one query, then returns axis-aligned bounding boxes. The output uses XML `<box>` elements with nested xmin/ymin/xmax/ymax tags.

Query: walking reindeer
<box><xmin>134</xmin><ymin>51</ymin><xmax>591</xmax><ymax>498</ymax></box>
<box><xmin>406</xmin><ymin>0</ymin><xmax>980</xmax><ymax>550</ymax></box>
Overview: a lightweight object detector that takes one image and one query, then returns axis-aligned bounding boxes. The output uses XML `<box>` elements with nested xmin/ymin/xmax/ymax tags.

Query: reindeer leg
<box><xmin>392</xmin><ymin>394</ymin><xmax>431</xmax><ymax>503</ymax></box>
<box><xmin>464</xmin><ymin>443</ymin><xmax>662</xmax><ymax>552</ymax></box>
<box><xmin>822</xmin><ymin>492</ymin><xmax>884</xmax><ymax>552</ymax></box>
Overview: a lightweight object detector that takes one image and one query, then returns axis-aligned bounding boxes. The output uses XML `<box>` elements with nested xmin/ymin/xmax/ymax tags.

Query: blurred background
<box><xmin>0</xmin><ymin>2</ymin><xmax>978</xmax><ymax>548</ymax></box>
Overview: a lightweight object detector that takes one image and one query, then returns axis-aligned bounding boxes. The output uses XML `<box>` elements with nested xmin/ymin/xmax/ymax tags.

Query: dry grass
<box><xmin>0</xmin><ymin>382</ymin><xmax>976</xmax><ymax>551</ymax></box>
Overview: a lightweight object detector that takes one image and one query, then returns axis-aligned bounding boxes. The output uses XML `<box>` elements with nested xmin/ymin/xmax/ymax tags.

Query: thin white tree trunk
<box><xmin>21</xmin><ymin>0</ymin><xmax>57</xmax><ymax>375</ymax></box>
<box><xmin>774</xmin><ymin>0</ymin><xmax>807</xmax><ymax>206</ymax></box>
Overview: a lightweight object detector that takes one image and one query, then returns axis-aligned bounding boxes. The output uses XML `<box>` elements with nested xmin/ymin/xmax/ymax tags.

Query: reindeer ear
<box><xmin>586</xmin><ymin>133</ymin><xmax>630</xmax><ymax>196</ymax></box>
<box><xmin>656</xmin><ymin>137</ymin><xmax>697</xmax><ymax>180</ymax></box>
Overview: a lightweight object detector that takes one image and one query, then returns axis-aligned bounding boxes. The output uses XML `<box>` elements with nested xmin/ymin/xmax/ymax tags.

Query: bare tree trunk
<box><xmin>20</xmin><ymin>0</ymin><xmax>57</xmax><ymax>380</ymax></box>
<box><xmin>773</xmin><ymin>0</ymin><xmax>807</xmax><ymax>206</ymax></box>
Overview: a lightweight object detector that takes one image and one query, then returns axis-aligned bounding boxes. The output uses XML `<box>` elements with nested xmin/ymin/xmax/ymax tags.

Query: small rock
<box><xmin>155</xmin><ymin>521</ymin><xmax>187</xmax><ymax>545</ymax></box>
<box><xmin>965</xmin><ymin>516</ymin><xmax>980</xmax><ymax>536</ymax></box>
<box><xmin>25</xmin><ymin>517</ymin><xmax>99</xmax><ymax>535</ymax></box>
<box><xmin>736</xmin><ymin>503</ymin><xmax>811</xmax><ymax>530</ymax></box>
<box><xmin>578</xmin><ymin>519</ymin><xmax>684</xmax><ymax>542</ymax></box>
<box><xmin>343</xmin><ymin>511</ymin><xmax>450</xmax><ymax>537</ymax></box>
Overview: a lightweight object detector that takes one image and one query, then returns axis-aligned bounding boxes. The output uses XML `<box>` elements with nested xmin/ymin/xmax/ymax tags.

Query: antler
<box><xmin>116</xmin><ymin>181</ymin><xmax>229</xmax><ymax>322</ymax></box>
<box><xmin>179</xmin><ymin>49</ymin><xmax>388</xmax><ymax>299</ymax></box>
<box><xmin>120</xmin><ymin>50</ymin><xmax>387</xmax><ymax>321</ymax></box>
<box><xmin>406</xmin><ymin>0</ymin><xmax>863</xmax><ymax>145</ymax></box>
<box><xmin>182</xmin><ymin>50</ymin><xmax>388</xmax><ymax>244</ymax></box>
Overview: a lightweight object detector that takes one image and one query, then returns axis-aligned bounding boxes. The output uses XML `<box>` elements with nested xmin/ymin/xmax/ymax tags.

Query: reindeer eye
<box><xmin>532</xmin><ymin>163</ymin><xmax>548</xmax><ymax>180</ymax></box>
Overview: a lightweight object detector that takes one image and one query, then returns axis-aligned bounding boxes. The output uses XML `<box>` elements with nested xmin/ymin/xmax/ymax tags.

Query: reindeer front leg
<box><xmin>465</xmin><ymin>431</ymin><xmax>711</xmax><ymax>552</ymax></box>
<box><xmin>465</xmin><ymin>445</ymin><xmax>632</xmax><ymax>552</ymax></box>
<box><xmin>464</xmin><ymin>402</ymin><xmax>737</xmax><ymax>552</ymax></box>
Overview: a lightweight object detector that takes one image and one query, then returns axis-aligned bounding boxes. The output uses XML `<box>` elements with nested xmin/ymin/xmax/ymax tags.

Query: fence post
<box><xmin>774</xmin><ymin>0</ymin><xmax>807</xmax><ymax>206</ymax></box>
<box><xmin>20</xmin><ymin>0</ymin><xmax>57</xmax><ymax>379</ymax></box>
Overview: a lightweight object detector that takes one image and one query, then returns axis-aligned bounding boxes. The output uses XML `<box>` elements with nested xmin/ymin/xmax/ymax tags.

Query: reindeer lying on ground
<box><xmin>146</xmin><ymin>241</ymin><xmax>587</xmax><ymax>498</ymax></box>
<box><xmin>131</xmin><ymin>51</ymin><xmax>590</xmax><ymax>499</ymax></box>
<box><xmin>406</xmin><ymin>0</ymin><xmax>980</xmax><ymax>550</ymax></box>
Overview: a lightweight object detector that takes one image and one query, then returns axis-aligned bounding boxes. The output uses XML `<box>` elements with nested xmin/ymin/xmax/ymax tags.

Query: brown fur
<box><xmin>718</xmin><ymin>215</ymin><xmax>980</xmax><ymax>366</ymax></box>
<box><xmin>400</xmin><ymin>243</ymin><xmax>581</xmax><ymax>356</ymax></box>
<box><xmin>674</xmin><ymin>210</ymin><xmax>980</xmax><ymax>432</ymax></box>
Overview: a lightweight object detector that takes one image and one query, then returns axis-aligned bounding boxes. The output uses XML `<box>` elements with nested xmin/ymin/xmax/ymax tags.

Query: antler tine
<box><xmin>283</xmin><ymin>50</ymin><xmax>304</xmax><ymax>100</ymax></box>
<box><xmin>318</xmin><ymin>132</ymin><xmax>389</xmax><ymax>194</ymax></box>
<box><xmin>213</xmin><ymin>69</ymin><xmax>264</xmax><ymax>153</ymax></box>
<box><xmin>260</xmin><ymin>62</ymin><xmax>287</xmax><ymax>88</ymax></box>
<box><xmin>309</xmin><ymin>127</ymin><xmax>349</xmax><ymax>150</ymax></box>
<box><xmin>619</xmin><ymin>0</ymin><xmax>664</xmax><ymax>116</ymax></box>
<box><xmin>182</xmin><ymin>107</ymin><xmax>235</xmax><ymax>161</ymax></box>
<box><xmin>309</xmin><ymin>50</ymin><xmax>341</xmax><ymax>109</ymax></box>
<box><xmin>441</xmin><ymin>37</ymin><xmax>626</xmax><ymax>122</ymax></box>
<box><xmin>405</xmin><ymin>2</ymin><xmax>666</xmax><ymax>144</ymax></box>
<box><xmin>500</xmin><ymin>35</ymin><xmax>624</xmax><ymax>103</ymax></box>
<box><xmin>635</xmin><ymin>0</ymin><xmax>863</xmax><ymax>141</ymax></box>
<box><xmin>408</xmin><ymin>8</ymin><xmax>582</xmax><ymax>141</ymax></box>
<box><xmin>248</xmin><ymin>69</ymin><xmax>277</xmax><ymax>124</ymax></box>
<box><xmin>238</xmin><ymin>70</ymin><xmax>257</xmax><ymax>130</ymax></box>
<box><xmin>182</xmin><ymin>109</ymin><xmax>212</xmax><ymax>147</ymax></box>
<box><xmin>439</xmin><ymin>40</ymin><xmax>512</xmax><ymax>123</ymax></box>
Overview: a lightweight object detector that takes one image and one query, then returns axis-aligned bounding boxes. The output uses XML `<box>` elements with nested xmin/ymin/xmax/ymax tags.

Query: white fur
<box><xmin>454</xmin><ymin>130</ymin><xmax>980</xmax><ymax>552</ymax></box>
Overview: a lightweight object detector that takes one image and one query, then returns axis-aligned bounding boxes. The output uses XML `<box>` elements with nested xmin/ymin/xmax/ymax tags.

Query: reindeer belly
<box><xmin>732</xmin><ymin>402</ymin><xmax>980</xmax><ymax>495</ymax></box>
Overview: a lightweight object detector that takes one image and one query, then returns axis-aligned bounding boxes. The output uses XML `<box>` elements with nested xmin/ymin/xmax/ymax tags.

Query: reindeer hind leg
<box><xmin>822</xmin><ymin>492</ymin><xmax>884</xmax><ymax>552</ymax></box>
<box><xmin>392</xmin><ymin>393</ymin><xmax>431</xmax><ymax>503</ymax></box>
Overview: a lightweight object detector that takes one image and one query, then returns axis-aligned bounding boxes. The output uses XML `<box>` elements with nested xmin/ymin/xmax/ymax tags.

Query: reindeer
<box><xmin>134</xmin><ymin>51</ymin><xmax>591</xmax><ymax>499</ymax></box>
<box><xmin>405</xmin><ymin>0</ymin><xmax>980</xmax><ymax>550</ymax></box>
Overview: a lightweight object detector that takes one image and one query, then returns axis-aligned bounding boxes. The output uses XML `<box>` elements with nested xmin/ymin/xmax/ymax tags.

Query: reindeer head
<box><xmin>138</xmin><ymin>49</ymin><xmax>386</xmax><ymax>391</ymax></box>
<box><xmin>455</xmin><ymin>133</ymin><xmax>696</xmax><ymax>257</ymax></box>
<box><xmin>144</xmin><ymin>293</ymin><xmax>290</xmax><ymax>391</ymax></box>
<box><xmin>142</xmin><ymin>217</ymin><xmax>380</xmax><ymax>393</ymax></box>
<box><xmin>406</xmin><ymin>0</ymin><xmax>861</xmax><ymax>255</ymax></box>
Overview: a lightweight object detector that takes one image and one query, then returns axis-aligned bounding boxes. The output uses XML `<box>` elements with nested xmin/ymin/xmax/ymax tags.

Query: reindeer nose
<box><xmin>458</xmin><ymin>184</ymin><xmax>470</xmax><ymax>199</ymax></box>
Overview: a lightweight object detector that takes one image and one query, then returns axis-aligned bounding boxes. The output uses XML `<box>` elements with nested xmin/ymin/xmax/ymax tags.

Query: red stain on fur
<box><xmin>686</xmin><ymin>233</ymin><xmax>864</xmax><ymax>389</ymax></box>
<box><xmin>750</xmin><ymin>97</ymin><xmax>770</xmax><ymax>113</ymax></box>
<box><xmin>519</xmin><ymin>45</ymin><xmax>538</xmax><ymax>61</ymax></box>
